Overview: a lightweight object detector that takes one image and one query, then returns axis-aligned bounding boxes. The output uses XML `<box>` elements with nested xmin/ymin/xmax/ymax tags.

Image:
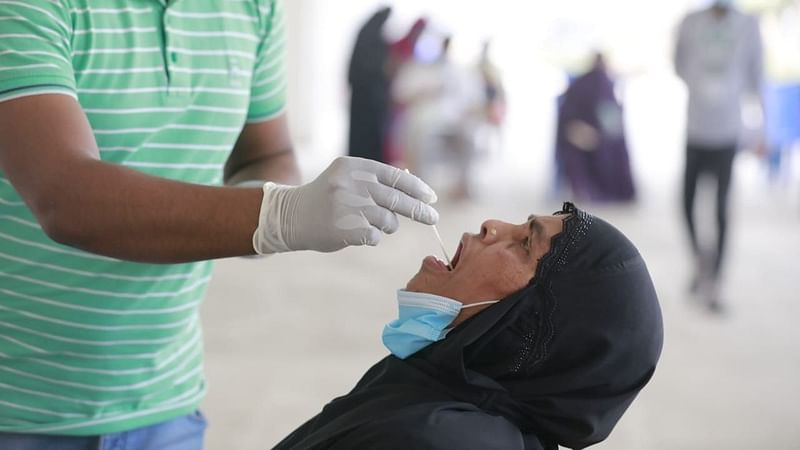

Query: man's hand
<box><xmin>753</xmin><ymin>139</ymin><xmax>769</xmax><ymax>159</ymax></box>
<box><xmin>253</xmin><ymin>157</ymin><xmax>439</xmax><ymax>253</ymax></box>
<box><xmin>565</xmin><ymin>120</ymin><xmax>600</xmax><ymax>152</ymax></box>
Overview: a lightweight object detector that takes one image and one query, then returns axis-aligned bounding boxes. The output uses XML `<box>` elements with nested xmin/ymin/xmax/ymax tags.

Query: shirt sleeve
<box><xmin>246</xmin><ymin>0</ymin><xmax>287</xmax><ymax>123</ymax></box>
<box><xmin>673</xmin><ymin>16</ymin><xmax>690</xmax><ymax>82</ymax></box>
<box><xmin>0</xmin><ymin>0</ymin><xmax>76</xmax><ymax>103</ymax></box>
<box><xmin>746</xmin><ymin>15</ymin><xmax>765</xmax><ymax>96</ymax></box>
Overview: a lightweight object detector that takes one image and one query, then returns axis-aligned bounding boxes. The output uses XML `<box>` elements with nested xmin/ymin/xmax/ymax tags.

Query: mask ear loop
<box><xmin>461</xmin><ymin>300</ymin><xmax>500</xmax><ymax>309</ymax></box>
<box><xmin>443</xmin><ymin>300</ymin><xmax>500</xmax><ymax>334</ymax></box>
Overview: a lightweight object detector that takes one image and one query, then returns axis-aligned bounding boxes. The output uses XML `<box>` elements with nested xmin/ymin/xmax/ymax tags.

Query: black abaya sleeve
<box><xmin>280</xmin><ymin>402</ymin><xmax>548</xmax><ymax>450</ymax></box>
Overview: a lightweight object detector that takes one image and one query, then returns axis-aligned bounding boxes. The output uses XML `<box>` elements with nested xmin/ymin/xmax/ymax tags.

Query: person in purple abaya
<box><xmin>555</xmin><ymin>53</ymin><xmax>636</xmax><ymax>203</ymax></box>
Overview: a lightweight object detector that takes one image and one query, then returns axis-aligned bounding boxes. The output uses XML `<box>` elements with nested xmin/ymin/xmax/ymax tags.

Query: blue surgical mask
<box><xmin>382</xmin><ymin>290</ymin><xmax>499</xmax><ymax>359</ymax></box>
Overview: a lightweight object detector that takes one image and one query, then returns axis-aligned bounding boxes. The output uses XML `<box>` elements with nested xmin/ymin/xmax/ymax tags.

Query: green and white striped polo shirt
<box><xmin>0</xmin><ymin>0</ymin><xmax>286</xmax><ymax>435</ymax></box>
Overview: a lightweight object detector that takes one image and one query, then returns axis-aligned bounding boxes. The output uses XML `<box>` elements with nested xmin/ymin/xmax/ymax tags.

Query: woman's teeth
<box><xmin>434</xmin><ymin>256</ymin><xmax>452</xmax><ymax>271</ymax></box>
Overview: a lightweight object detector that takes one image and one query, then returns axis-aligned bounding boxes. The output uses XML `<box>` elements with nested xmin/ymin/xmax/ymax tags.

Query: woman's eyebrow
<box><xmin>527</xmin><ymin>214</ymin><xmax>545</xmax><ymax>240</ymax></box>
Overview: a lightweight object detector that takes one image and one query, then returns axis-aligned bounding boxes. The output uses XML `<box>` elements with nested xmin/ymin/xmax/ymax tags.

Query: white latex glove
<box><xmin>253</xmin><ymin>156</ymin><xmax>439</xmax><ymax>253</ymax></box>
<box><xmin>234</xmin><ymin>180</ymin><xmax>274</xmax><ymax>259</ymax></box>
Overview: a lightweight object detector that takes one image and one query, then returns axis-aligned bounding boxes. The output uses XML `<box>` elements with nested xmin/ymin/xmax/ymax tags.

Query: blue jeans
<box><xmin>0</xmin><ymin>410</ymin><xmax>207</xmax><ymax>450</ymax></box>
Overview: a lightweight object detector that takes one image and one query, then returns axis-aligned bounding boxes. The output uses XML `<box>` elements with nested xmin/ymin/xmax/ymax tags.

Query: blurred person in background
<box><xmin>347</xmin><ymin>7</ymin><xmax>392</xmax><ymax>162</ymax></box>
<box><xmin>761</xmin><ymin>1</ymin><xmax>800</xmax><ymax>186</ymax></box>
<box><xmin>764</xmin><ymin>82</ymin><xmax>800</xmax><ymax>184</ymax></box>
<box><xmin>674</xmin><ymin>0</ymin><xmax>765</xmax><ymax>313</ymax></box>
<box><xmin>274</xmin><ymin>203</ymin><xmax>663</xmax><ymax>450</ymax></box>
<box><xmin>555</xmin><ymin>52</ymin><xmax>636</xmax><ymax>203</ymax></box>
<box><xmin>475</xmin><ymin>39</ymin><xmax>507</xmax><ymax>158</ymax></box>
<box><xmin>388</xmin><ymin>18</ymin><xmax>429</xmax><ymax>80</ymax></box>
<box><xmin>384</xmin><ymin>17</ymin><xmax>428</xmax><ymax>166</ymax></box>
<box><xmin>393</xmin><ymin>36</ymin><xmax>485</xmax><ymax>200</ymax></box>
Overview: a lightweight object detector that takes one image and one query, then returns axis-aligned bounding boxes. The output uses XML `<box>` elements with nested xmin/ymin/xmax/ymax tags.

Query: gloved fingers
<box><xmin>364</xmin><ymin>226</ymin><xmax>382</xmax><ymax>246</ymax></box>
<box><xmin>333</xmin><ymin>210</ymin><xmax>386</xmax><ymax>245</ymax></box>
<box><xmin>341</xmin><ymin>226</ymin><xmax>382</xmax><ymax>247</ymax></box>
<box><xmin>355</xmin><ymin>159</ymin><xmax>438</xmax><ymax>204</ymax></box>
<box><xmin>367</xmin><ymin>182</ymin><xmax>439</xmax><ymax>225</ymax></box>
<box><xmin>361</xmin><ymin>206</ymin><xmax>400</xmax><ymax>234</ymax></box>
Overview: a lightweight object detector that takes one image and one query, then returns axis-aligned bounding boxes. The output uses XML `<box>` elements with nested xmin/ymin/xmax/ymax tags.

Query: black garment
<box><xmin>274</xmin><ymin>203</ymin><xmax>663</xmax><ymax>450</ymax></box>
<box><xmin>347</xmin><ymin>8</ymin><xmax>391</xmax><ymax>162</ymax></box>
<box><xmin>682</xmin><ymin>142</ymin><xmax>737</xmax><ymax>278</ymax></box>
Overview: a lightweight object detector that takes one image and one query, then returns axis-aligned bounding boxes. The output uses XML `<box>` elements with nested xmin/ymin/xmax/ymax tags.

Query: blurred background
<box><xmin>200</xmin><ymin>0</ymin><xmax>800</xmax><ymax>448</ymax></box>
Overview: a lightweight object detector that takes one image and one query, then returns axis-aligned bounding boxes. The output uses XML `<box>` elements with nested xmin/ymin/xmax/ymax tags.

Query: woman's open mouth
<box><xmin>450</xmin><ymin>241</ymin><xmax>463</xmax><ymax>270</ymax></box>
<box><xmin>422</xmin><ymin>239</ymin><xmax>463</xmax><ymax>273</ymax></box>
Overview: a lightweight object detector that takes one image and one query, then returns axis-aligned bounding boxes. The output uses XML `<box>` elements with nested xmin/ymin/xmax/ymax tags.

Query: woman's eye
<box><xmin>521</xmin><ymin>238</ymin><xmax>530</xmax><ymax>252</ymax></box>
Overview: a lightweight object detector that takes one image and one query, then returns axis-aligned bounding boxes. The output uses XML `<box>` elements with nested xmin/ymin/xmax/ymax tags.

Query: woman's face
<box><xmin>406</xmin><ymin>214</ymin><xmax>566</xmax><ymax>324</ymax></box>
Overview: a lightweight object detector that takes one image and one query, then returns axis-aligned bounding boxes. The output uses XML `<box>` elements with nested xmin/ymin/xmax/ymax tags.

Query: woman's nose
<box><xmin>479</xmin><ymin>219</ymin><xmax>506</xmax><ymax>243</ymax></box>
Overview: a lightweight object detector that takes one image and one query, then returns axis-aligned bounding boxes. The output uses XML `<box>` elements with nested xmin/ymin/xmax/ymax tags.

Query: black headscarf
<box><xmin>347</xmin><ymin>7</ymin><xmax>392</xmax><ymax>87</ymax></box>
<box><xmin>347</xmin><ymin>7</ymin><xmax>392</xmax><ymax>161</ymax></box>
<box><xmin>274</xmin><ymin>203</ymin><xmax>663</xmax><ymax>450</ymax></box>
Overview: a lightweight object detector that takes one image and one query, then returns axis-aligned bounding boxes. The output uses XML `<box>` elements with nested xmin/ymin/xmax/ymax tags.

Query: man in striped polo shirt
<box><xmin>0</xmin><ymin>1</ymin><xmax>439</xmax><ymax>448</ymax></box>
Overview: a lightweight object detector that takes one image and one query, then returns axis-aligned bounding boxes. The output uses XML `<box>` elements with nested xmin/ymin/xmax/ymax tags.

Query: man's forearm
<box><xmin>224</xmin><ymin>148</ymin><xmax>301</xmax><ymax>186</ymax></box>
<box><xmin>39</xmin><ymin>159</ymin><xmax>263</xmax><ymax>263</ymax></box>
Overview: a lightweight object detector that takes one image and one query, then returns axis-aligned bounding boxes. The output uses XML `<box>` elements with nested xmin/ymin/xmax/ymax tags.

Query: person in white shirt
<box><xmin>674</xmin><ymin>0</ymin><xmax>765</xmax><ymax>312</ymax></box>
<box><xmin>393</xmin><ymin>36</ymin><xmax>485</xmax><ymax>199</ymax></box>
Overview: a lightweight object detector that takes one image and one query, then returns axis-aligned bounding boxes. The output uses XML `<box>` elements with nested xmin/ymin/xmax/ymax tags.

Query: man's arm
<box><xmin>747</xmin><ymin>15</ymin><xmax>768</xmax><ymax>156</ymax></box>
<box><xmin>747</xmin><ymin>16</ymin><xmax>765</xmax><ymax>98</ymax></box>
<box><xmin>673</xmin><ymin>17</ymin><xmax>690</xmax><ymax>83</ymax></box>
<box><xmin>224</xmin><ymin>115</ymin><xmax>301</xmax><ymax>187</ymax></box>
<box><xmin>0</xmin><ymin>94</ymin><xmax>439</xmax><ymax>262</ymax></box>
<box><xmin>0</xmin><ymin>94</ymin><xmax>262</xmax><ymax>263</ymax></box>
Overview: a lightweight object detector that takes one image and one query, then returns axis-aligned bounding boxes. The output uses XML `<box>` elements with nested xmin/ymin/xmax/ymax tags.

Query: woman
<box><xmin>383</xmin><ymin>18</ymin><xmax>428</xmax><ymax>166</ymax></box>
<box><xmin>274</xmin><ymin>202</ymin><xmax>663</xmax><ymax>449</ymax></box>
<box><xmin>347</xmin><ymin>7</ymin><xmax>393</xmax><ymax>162</ymax></box>
<box><xmin>556</xmin><ymin>54</ymin><xmax>636</xmax><ymax>203</ymax></box>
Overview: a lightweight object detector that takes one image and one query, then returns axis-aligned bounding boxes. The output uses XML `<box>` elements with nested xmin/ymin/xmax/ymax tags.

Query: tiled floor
<box><xmin>199</xmin><ymin>155</ymin><xmax>800</xmax><ymax>449</ymax></box>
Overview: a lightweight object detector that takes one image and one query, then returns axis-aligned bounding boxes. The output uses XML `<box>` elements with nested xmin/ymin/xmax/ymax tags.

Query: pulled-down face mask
<box><xmin>382</xmin><ymin>290</ymin><xmax>498</xmax><ymax>359</ymax></box>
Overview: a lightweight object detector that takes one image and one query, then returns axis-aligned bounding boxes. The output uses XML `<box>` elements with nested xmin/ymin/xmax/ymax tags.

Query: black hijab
<box><xmin>347</xmin><ymin>7</ymin><xmax>392</xmax><ymax>87</ymax></box>
<box><xmin>274</xmin><ymin>203</ymin><xmax>663</xmax><ymax>450</ymax></box>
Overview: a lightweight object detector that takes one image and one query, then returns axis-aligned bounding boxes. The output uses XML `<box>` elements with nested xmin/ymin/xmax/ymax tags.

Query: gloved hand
<box><xmin>253</xmin><ymin>156</ymin><xmax>439</xmax><ymax>253</ymax></box>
